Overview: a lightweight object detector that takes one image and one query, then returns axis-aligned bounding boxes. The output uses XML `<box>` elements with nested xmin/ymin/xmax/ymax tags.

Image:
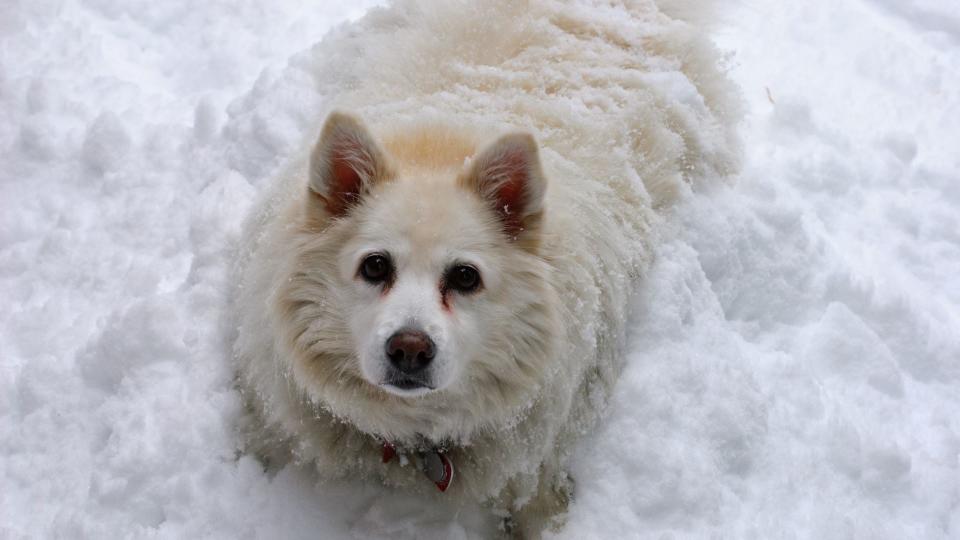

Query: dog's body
<box><xmin>232</xmin><ymin>0</ymin><xmax>739</xmax><ymax>535</ymax></box>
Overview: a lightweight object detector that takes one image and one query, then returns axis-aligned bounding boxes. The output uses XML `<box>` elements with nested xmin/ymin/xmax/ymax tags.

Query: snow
<box><xmin>2</xmin><ymin>0</ymin><xmax>958</xmax><ymax>538</ymax></box>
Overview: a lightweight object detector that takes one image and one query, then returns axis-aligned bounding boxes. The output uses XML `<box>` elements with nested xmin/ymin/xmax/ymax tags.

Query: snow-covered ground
<box><xmin>2</xmin><ymin>0</ymin><xmax>958</xmax><ymax>538</ymax></box>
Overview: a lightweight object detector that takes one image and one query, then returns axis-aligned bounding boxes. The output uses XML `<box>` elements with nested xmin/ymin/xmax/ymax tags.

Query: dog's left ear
<box><xmin>461</xmin><ymin>133</ymin><xmax>546</xmax><ymax>245</ymax></box>
<box><xmin>308</xmin><ymin>111</ymin><xmax>391</xmax><ymax>217</ymax></box>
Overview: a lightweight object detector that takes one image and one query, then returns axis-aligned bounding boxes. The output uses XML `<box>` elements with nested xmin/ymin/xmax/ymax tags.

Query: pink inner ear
<box><xmin>326</xmin><ymin>142</ymin><xmax>364</xmax><ymax>215</ymax></box>
<box><xmin>493</xmin><ymin>150</ymin><xmax>529</xmax><ymax>236</ymax></box>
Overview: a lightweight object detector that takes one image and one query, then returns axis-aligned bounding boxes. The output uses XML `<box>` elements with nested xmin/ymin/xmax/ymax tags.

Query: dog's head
<box><xmin>278</xmin><ymin>112</ymin><xmax>558</xmax><ymax>438</ymax></box>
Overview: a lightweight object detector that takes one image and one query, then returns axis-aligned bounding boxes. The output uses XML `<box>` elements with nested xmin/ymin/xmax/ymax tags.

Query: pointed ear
<box><xmin>309</xmin><ymin>111</ymin><xmax>390</xmax><ymax>216</ymax></box>
<box><xmin>460</xmin><ymin>133</ymin><xmax>547</xmax><ymax>244</ymax></box>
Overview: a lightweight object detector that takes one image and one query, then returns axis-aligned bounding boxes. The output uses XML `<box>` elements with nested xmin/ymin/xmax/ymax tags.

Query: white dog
<box><xmin>232</xmin><ymin>0</ymin><xmax>739</xmax><ymax>536</ymax></box>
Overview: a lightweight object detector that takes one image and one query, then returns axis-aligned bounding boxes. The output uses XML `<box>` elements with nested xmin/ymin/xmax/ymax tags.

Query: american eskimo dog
<box><xmin>232</xmin><ymin>0</ymin><xmax>739</xmax><ymax>536</ymax></box>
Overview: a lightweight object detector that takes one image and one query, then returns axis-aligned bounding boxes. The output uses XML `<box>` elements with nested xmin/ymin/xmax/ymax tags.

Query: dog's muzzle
<box><xmin>382</xmin><ymin>328</ymin><xmax>435</xmax><ymax>391</ymax></box>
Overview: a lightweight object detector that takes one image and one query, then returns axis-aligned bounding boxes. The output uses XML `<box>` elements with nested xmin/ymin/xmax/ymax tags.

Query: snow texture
<box><xmin>2</xmin><ymin>0</ymin><xmax>959</xmax><ymax>538</ymax></box>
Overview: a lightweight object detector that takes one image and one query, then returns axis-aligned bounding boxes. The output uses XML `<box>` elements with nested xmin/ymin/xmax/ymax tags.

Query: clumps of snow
<box><xmin>82</xmin><ymin>113</ymin><xmax>133</xmax><ymax>174</ymax></box>
<box><xmin>558</xmin><ymin>1</ymin><xmax>960</xmax><ymax>535</ymax></box>
<box><xmin>2</xmin><ymin>0</ymin><xmax>959</xmax><ymax>538</ymax></box>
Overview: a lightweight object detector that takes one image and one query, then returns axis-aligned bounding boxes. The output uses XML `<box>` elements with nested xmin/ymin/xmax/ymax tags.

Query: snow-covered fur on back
<box><xmin>232</xmin><ymin>0</ymin><xmax>740</xmax><ymax>536</ymax></box>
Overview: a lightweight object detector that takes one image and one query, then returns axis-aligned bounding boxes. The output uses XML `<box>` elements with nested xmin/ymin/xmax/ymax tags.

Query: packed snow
<box><xmin>2</xmin><ymin>0</ymin><xmax>958</xmax><ymax>538</ymax></box>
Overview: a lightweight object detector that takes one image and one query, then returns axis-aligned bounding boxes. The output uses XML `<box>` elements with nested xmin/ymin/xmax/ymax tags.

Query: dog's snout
<box><xmin>385</xmin><ymin>329</ymin><xmax>436</xmax><ymax>374</ymax></box>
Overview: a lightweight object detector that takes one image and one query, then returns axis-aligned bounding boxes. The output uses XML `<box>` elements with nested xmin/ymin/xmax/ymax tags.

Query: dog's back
<box><xmin>317</xmin><ymin>0</ymin><xmax>739</xmax><ymax>198</ymax></box>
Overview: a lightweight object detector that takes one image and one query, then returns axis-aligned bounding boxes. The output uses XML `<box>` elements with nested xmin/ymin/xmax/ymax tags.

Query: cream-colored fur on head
<box><xmin>282</xmin><ymin>112</ymin><xmax>558</xmax><ymax>439</ymax></box>
<box><xmin>231</xmin><ymin>0</ymin><xmax>741</xmax><ymax>537</ymax></box>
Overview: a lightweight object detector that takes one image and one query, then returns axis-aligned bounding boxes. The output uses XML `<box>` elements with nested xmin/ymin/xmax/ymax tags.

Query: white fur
<box><xmin>231</xmin><ymin>0</ymin><xmax>740</xmax><ymax>536</ymax></box>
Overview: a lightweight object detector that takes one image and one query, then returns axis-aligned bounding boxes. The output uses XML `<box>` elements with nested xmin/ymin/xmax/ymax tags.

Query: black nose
<box><xmin>385</xmin><ymin>329</ymin><xmax>436</xmax><ymax>375</ymax></box>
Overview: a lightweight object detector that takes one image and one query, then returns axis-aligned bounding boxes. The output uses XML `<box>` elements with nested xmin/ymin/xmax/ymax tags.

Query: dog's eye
<box><xmin>360</xmin><ymin>254</ymin><xmax>393</xmax><ymax>284</ymax></box>
<box><xmin>446</xmin><ymin>264</ymin><xmax>481</xmax><ymax>293</ymax></box>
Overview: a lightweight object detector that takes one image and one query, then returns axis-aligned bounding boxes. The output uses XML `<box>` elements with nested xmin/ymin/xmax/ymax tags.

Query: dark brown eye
<box><xmin>446</xmin><ymin>264</ymin><xmax>481</xmax><ymax>293</ymax></box>
<box><xmin>360</xmin><ymin>254</ymin><xmax>392</xmax><ymax>284</ymax></box>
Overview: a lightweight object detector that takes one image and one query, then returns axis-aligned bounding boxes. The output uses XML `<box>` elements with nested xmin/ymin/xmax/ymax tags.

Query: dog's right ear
<box><xmin>308</xmin><ymin>111</ymin><xmax>390</xmax><ymax>217</ymax></box>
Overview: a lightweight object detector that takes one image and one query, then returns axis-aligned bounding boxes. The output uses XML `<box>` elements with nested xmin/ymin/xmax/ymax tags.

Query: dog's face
<box><xmin>339</xmin><ymin>176</ymin><xmax>508</xmax><ymax>397</ymax></box>
<box><xmin>279</xmin><ymin>112</ymin><xmax>558</xmax><ymax>437</ymax></box>
<box><xmin>338</xmin><ymin>177</ymin><xmax>507</xmax><ymax>395</ymax></box>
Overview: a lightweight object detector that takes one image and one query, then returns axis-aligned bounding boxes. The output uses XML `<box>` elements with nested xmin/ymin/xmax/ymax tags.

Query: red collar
<box><xmin>382</xmin><ymin>441</ymin><xmax>454</xmax><ymax>492</ymax></box>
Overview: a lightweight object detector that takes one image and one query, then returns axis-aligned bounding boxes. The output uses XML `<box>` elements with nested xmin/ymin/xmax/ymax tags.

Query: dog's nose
<box><xmin>385</xmin><ymin>329</ymin><xmax>436</xmax><ymax>374</ymax></box>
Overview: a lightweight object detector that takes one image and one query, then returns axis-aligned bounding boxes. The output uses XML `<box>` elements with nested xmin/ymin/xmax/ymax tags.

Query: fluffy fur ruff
<box><xmin>231</xmin><ymin>0</ymin><xmax>740</xmax><ymax>536</ymax></box>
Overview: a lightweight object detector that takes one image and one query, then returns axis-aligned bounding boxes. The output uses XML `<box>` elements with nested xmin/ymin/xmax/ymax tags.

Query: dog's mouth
<box><xmin>381</xmin><ymin>375</ymin><xmax>435</xmax><ymax>394</ymax></box>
